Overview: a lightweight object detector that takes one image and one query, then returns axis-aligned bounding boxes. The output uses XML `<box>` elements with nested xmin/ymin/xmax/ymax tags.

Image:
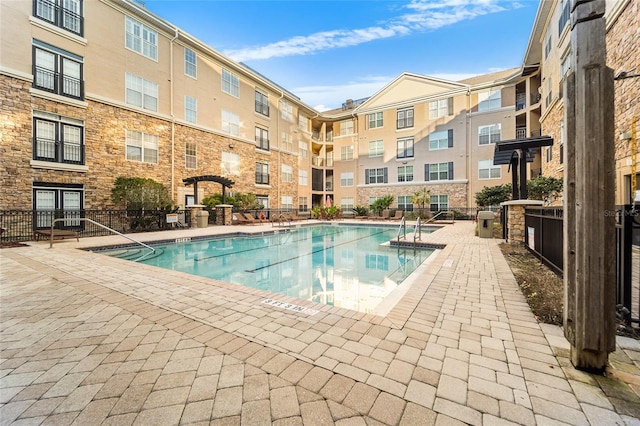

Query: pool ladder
<box><xmin>396</xmin><ymin>217</ymin><xmax>422</xmax><ymax>244</ymax></box>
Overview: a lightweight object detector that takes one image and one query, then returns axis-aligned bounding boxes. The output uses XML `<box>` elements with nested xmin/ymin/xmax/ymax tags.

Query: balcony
<box><xmin>516</xmin><ymin>127</ymin><xmax>527</xmax><ymax>139</ymax></box>
<box><xmin>516</xmin><ymin>93</ymin><xmax>527</xmax><ymax>111</ymax></box>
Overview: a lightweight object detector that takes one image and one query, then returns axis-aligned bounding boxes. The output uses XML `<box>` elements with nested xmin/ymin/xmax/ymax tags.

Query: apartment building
<box><xmin>0</xmin><ymin>0</ymin><xmax>528</xmax><ymax>219</ymax></box>
<box><xmin>518</xmin><ymin>0</ymin><xmax>639</xmax><ymax>205</ymax></box>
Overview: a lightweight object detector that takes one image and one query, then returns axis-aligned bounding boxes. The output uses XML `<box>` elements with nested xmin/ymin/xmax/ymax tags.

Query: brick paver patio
<box><xmin>1</xmin><ymin>220</ymin><xmax>639</xmax><ymax>425</ymax></box>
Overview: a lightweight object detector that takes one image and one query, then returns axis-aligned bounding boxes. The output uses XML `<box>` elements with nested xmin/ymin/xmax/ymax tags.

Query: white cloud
<box><xmin>292</xmin><ymin>76</ymin><xmax>394</xmax><ymax>111</ymax></box>
<box><xmin>224</xmin><ymin>0</ymin><xmax>510</xmax><ymax>62</ymax></box>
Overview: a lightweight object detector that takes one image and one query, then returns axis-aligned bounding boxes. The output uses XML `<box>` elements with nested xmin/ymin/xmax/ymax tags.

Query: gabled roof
<box><xmin>356</xmin><ymin>72</ymin><xmax>468</xmax><ymax>112</ymax></box>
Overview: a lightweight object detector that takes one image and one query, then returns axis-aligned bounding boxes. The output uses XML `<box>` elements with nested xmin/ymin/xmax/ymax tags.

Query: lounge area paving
<box><xmin>1</xmin><ymin>220</ymin><xmax>639</xmax><ymax>425</ymax></box>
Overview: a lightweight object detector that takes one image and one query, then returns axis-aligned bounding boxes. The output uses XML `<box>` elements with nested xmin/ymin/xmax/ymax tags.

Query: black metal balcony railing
<box><xmin>33</xmin><ymin>137</ymin><xmax>85</xmax><ymax>165</ymax></box>
<box><xmin>34</xmin><ymin>0</ymin><xmax>84</xmax><ymax>36</ymax></box>
<box><xmin>255</xmin><ymin>173</ymin><xmax>269</xmax><ymax>185</ymax></box>
<box><xmin>34</xmin><ymin>66</ymin><xmax>84</xmax><ymax>99</ymax></box>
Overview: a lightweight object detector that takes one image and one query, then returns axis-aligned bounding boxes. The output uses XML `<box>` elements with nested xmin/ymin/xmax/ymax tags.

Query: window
<box><xmin>255</xmin><ymin>127</ymin><xmax>269</xmax><ymax>150</ymax></box>
<box><xmin>221</xmin><ymin>69</ymin><xmax>239</xmax><ymax>97</ymax></box>
<box><xmin>341</xmin><ymin>145</ymin><xmax>354</xmax><ymax>161</ymax></box>
<box><xmin>341</xmin><ymin>198</ymin><xmax>355</xmax><ymax>210</ymax></box>
<box><xmin>298</xmin><ymin>141</ymin><xmax>308</xmax><ymax>158</ymax></box>
<box><xmin>426</xmin><ymin>162</ymin><xmax>453</xmax><ymax>181</ymax></box>
<box><xmin>429</xmin><ymin>129</ymin><xmax>453</xmax><ymax>150</ymax></box>
<box><xmin>281</xmin><ymin>196</ymin><xmax>293</xmax><ymax>210</ymax></box>
<box><xmin>544</xmin><ymin>27</ymin><xmax>552</xmax><ymax>59</ymax></box>
<box><xmin>34</xmin><ymin>0</ymin><xmax>83</xmax><ymax>35</ymax></box>
<box><xmin>478</xmin><ymin>124</ymin><xmax>501</xmax><ymax>145</ymax></box>
<box><xmin>397</xmin><ymin>166</ymin><xmax>413</xmax><ymax>182</ymax></box>
<box><xmin>126</xmin><ymin>130</ymin><xmax>158</xmax><ymax>164</ymax></box>
<box><xmin>298</xmin><ymin>114</ymin><xmax>309</xmax><ymax>131</ymax></box>
<box><xmin>397</xmin><ymin>107</ymin><xmax>414</xmax><ymax>129</ymax></box>
<box><xmin>185</xmin><ymin>96</ymin><xmax>197</xmax><ymax>123</ymax></box>
<box><xmin>299</xmin><ymin>196</ymin><xmax>308</xmax><ymax>211</ymax></box>
<box><xmin>558</xmin><ymin>0</ymin><xmax>571</xmax><ymax>35</ymax></box>
<box><xmin>478</xmin><ymin>88</ymin><xmax>501</xmax><ymax>111</ymax></box>
<box><xmin>369</xmin><ymin>140</ymin><xmax>383</xmax><ymax>157</ymax></box>
<box><xmin>299</xmin><ymin>169</ymin><xmax>308</xmax><ymax>185</ymax></box>
<box><xmin>340</xmin><ymin>119</ymin><xmax>354</xmax><ymax>136</ymax></box>
<box><xmin>560</xmin><ymin>121</ymin><xmax>565</xmax><ymax>164</ymax></box>
<box><xmin>33</xmin><ymin>111</ymin><xmax>84</xmax><ymax>165</ymax></box>
<box><xmin>222</xmin><ymin>109</ymin><xmax>240</xmax><ymax>136</ymax></box>
<box><xmin>125</xmin><ymin>16</ymin><xmax>157</xmax><ymax>60</ymax></box>
<box><xmin>368</xmin><ymin>112</ymin><xmax>383</xmax><ymax>129</ymax></box>
<box><xmin>366</xmin><ymin>254</ymin><xmax>389</xmax><ymax>271</ymax></box>
<box><xmin>281</xmin><ymin>164</ymin><xmax>293</xmax><ymax>182</ymax></box>
<box><xmin>185</xmin><ymin>142</ymin><xmax>196</xmax><ymax>169</ymax></box>
<box><xmin>561</xmin><ymin>51</ymin><xmax>572</xmax><ymax>78</ymax></box>
<box><xmin>33</xmin><ymin>42</ymin><xmax>83</xmax><ymax>99</ymax></box>
<box><xmin>281</xmin><ymin>100</ymin><xmax>293</xmax><ymax>122</ymax></box>
<box><xmin>365</xmin><ymin>168</ymin><xmax>388</xmax><ymax>184</ymax></box>
<box><xmin>546</xmin><ymin>146</ymin><xmax>553</xmax><ymax>163</ymax></box>
<box><xmin>33</xmin><ymin>183</ymin><xmax>83</xmax><ymax>229</ymax></box>
<box><xmin>430</xmin><ymin>194</ymin><xmax>449</xmax><ymax>211</ymax></box>
<box><xmin>126</xmin><ymin>73</ymin><xmax>157</xmax><ymax>111</ymax></box>
<box><xmin>429</xmin><ymin>98</ymin><xmax>453</xmax><ymax>119</ymax></box>
<box><xmin>281</xmin><ymin>132</ymin><xmax>293</xmax><ymax>152</ymax></box>
<box><xmin>255</xmin><ymin>162</ymin><xmax>269</xmax><ymax>184</ymax></box>
<box><xmin>397</xmin><ymin>137</ymin><xmax>414</xmax><ymax>159</ymax></box>
<box><xmin>397</xmin><ymin>196</ymin><xmax>413</xmax><ymax>212</ymax></box>
<box><xmin>479</xmin><ymin>159</ymin><xmax>501</xmax><ymax>179</ymax></box>
<box><xmin>255</xmin><ymin>90</ymin><xmax>269</xmax><ymax>116</ymax></box>
<box><xmin>184</xmin><ymin>48</ymin><xmax>197</xmax><ymax>78</ymax></box>
<box><xmin>544</xmin><ymin>77</ymin><xmax>553</xmax><ymax>107</ymax></box>
<box><xmin>340</xmin><ymin>172</ymin><xmax>354</xmax><ymax>187</ymax></box>
<box><xmin>222</xmin><ymin>151</ymin><xmax>239</xmax><ymax>175</ymax></box>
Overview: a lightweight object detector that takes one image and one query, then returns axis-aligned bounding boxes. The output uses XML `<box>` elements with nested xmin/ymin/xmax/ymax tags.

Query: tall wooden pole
<box><xmin>563</xmin><ymin>0</ymin><xmax>616</xmax><ymax>371</ymax></box>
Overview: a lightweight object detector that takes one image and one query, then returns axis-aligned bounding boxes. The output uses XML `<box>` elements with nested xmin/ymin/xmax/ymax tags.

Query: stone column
<box><xmin>501</xmin><ymin>200</ymin><xmax>543</xmax><ymax>243</ymax></box>
<box><xmin>215</xmin><ymin>204</ymin><xmax>233</xmax><ymax>226</ymax></box>
<box><xmin>187</xmin><ymin>204</ymin><xmax>203</xmax><ymax>228</ymax></box>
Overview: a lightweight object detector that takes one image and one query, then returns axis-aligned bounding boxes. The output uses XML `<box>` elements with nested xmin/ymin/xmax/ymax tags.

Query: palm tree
<box><xmin>411</xmin><ymin>188</ymin><xmax>431</xmax><ymax>218</ymax></box>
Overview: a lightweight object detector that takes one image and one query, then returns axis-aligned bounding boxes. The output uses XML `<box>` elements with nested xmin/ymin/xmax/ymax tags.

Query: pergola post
<box><xmin>563</xmin><ymin>0</ymin><xmax>616</xmax><ymax>371</ymax></box>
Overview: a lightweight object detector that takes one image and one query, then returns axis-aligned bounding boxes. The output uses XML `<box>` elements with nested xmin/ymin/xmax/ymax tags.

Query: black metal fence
<box><xmin>523</xmin><ymin>205</ymin><xmax>640</xmax><ymax>325</ymax></box>
<box><xmin>0</xmin><ymin>209</ymin><xmax>192</xmax><ymax>242</ymax></box>
<box><xmin>523</xmin><ymin>207</ymin><xmax>564</xmax><ymax>275</ymax></box>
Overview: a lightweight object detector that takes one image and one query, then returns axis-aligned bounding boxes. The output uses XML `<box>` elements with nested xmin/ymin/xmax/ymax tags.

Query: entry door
<box><xmin>35</xmin><ymin>190</ymin><xmax>55</xmax><ymax>228</ymax></box>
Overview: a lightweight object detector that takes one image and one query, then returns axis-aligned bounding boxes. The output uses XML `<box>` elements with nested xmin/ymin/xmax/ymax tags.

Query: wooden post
<box><xmin>563</xmin><ymin>0</ymin><xmax>616</xmax><ymax>371</ymax></box>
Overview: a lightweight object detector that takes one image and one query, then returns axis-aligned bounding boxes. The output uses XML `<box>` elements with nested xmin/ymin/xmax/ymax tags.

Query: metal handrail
<box><xmin>414</xmin><ymin>217</ymin><xmax>422</xmax><ymax>242</ymax></box>
<box><xmin>49</xmin><ymin>218</ymin><xmax>155</xmax><ymax>256</ymax></box>
<box><xmin>396</xmin><ymin>216</ymin><xmax>406</xmax><ymax>242</ymax></box>
<box><xmin>424</xmin><ymin>210</ymin><xmax>455</xmax><ymax>224</ymax></box>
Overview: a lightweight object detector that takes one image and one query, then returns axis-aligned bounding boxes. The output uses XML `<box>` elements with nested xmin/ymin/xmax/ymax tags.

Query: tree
<box><xmin>111</xmin><ymin>177</ymin><xmax>173</xmax><ymax>210</ymax></box>
<box><xmin>475</xmin><ymin>184</ymin><xmax>512</xmax><ymax>207</ymax></box>
<box><xmin>370</xmin><ymin>195</ymin><xmax>394</xmax><ymax>215</ymax></box>
<box><xmin>411</xmin><ymin>188</ymin><xmax>431</xmax><ymax>210</ymax></box>
<box><xmin>527</xmin><ymin>175</ymin><xmax>563</xmax><ymax>205</ymax></box>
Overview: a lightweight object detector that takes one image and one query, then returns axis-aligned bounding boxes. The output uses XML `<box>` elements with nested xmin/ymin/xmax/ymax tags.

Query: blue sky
<box><xmin>144</xmin><ymin>0</ymin><xmax>539</xmax><ymax>111</ymax></box>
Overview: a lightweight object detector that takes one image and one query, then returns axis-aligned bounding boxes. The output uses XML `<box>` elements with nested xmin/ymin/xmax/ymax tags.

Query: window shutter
<box><xmin>448</xmin><ymin>97</ymin><xmax>453</xmax><ymax>115</ymax></box>
<box><xmin>425</xmin><ymin>164</ymin><xmax>430</xmax><ymax>181</ymax></box>
<box><xmin>365</xmin><ymin>169</ymin><xmax>370</xmax><ymax>184</ymax></box>
<box><xmin>383</xmin><ymin>168</ymin><xmax>388</xmax><ymax>183</ymax></box>
<box><xmin>448</xmin><ymin>162</ymin><xmax>454</xmax><ymax>180</ymax></box>
<box><xmin>448</xmin><ymin>129</ymin><xmax>453</xmax><ymax>148</ymax></box>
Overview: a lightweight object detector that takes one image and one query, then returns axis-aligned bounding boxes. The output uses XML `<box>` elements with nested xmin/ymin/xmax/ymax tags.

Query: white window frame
<box><xmin>221</xmin><ymin>68</ymin><xmax>239</xmax><ymax>97</ymax></box>
<box><xmin>341</xmin><ymin>145</ymin><xmax>354</xmax><ymax>161</ymax></box>
<box><xmin>222</xmin><ymin>151</ymin><xmax>240</xmax><ymax>175</ymax></box>
<box><xmin>281</xmin><ymin>195</ymin><xmax>293</xmax><ymax>210</ymax></box>
<box><xmin>281</xmin><ymin>100</ymin><xmax>293</xmax><ymax>122</ymax></box>
<box><xmin>298</xmin><ymin>169</ymin><xmax>308</xmax><ymax>185</ymax></box>
<box><xmin>184</xmin><ymin>48</ymin><xmax>197</xmax><ymax>78</ymax></box>
<box><xmin>397</xmin><ymin>195</ymin><xmax>413</xmax><ymax>212</ymax></box>
<box><xmin>478</xmin><ymin>88</ymin><xmax>501</xmax><ymax>112</ymax></box>
<box><xmin>478</xmin><ymin>124</ymin><xmax>501</xmax><ymax>145</ymax></box>
<box><xmin>340</xmin><ymin>119</ymin><xmax>354</xmax><ymax>136</ymax></box>
<box><xmin>369</xmin><ymin>140</ymin><xmax>383</xmax><ymax>157</ymax></box>
<box><xmin>429</xmin><ymin>98</ymin><xmax>450</xmax><ymax>119</ymax></box>
<box><xmin>126</xmin><ymin>73</ymin><xmax>158</xmax><ymax>111</ymax></box>
<box><xmin>185</xmin><ymin>141</ymin><xmax>196</xmax><ymax>169</ymax></box>
<box><xmin>397</xmin><ymin>165</ymin><xmax>413</xmax><ymax>182</ymax></box>
<box><xmin>125</xmin><ymin>16</ymin><xmax>157</xmax><ymax>61</ymax></box>
<box><xmin>298</xmin><ymin>114</ymin><xmax>309</xmax><ymax>131</ymax></box>
<box><xmin>429</xmin><ymin>130</ymin><xmax>449</xmax><ymax>150</ymax></box>
<box><xmin>341</xmin><ymin>197</ymin><xmax>355</xmax><ymax>210</ymax></box>
<box><xmin>428</xmin><ymin>163</ymin><xmax>450</xmax><ymax>181</ymax></box>
<box><xmin>126</xmin><ymin>130</ymin><xmax>158</xmax><ymax>164</ymax></box>
<box><xmin>430</xmin><ymin>194</ymin><xmax>449</xmax><ymax>211</ymax></box>
<box><xmin>222</xmin><ymin>109</ymin><xmax>240</xmax><ymax>136</ymax></box>
<box><xmin>340</xmin><ymin>172</ymin><xmax>354</xmax><ymax>187</ymax></box>
<box><xmin>185</xmin><ymin>96</ymin><xmax>197</xmax><ymax>123</ymax></box>
<box><xmin>478</xmin><ymin>159</ymin><xmax>501</xmax><ymax>179</ymax></box>
<box><xmin>281</xmin><ymin>132</ymin><xmax>293</xmax><ymax>152</ymax></box>
<box><xmin>281</xmin><ymin>164</ymin><xmax>293</xmax><ymax>182</ymax></box>
<box><xmin>298</xmin><ymin>141</ymin><xmax>308</xmax><ymax>158</ymax></box>
<box><xmin>368</xmin><ymin>112</ymin><xmax>383</xmax><ymax>129</ymax></box>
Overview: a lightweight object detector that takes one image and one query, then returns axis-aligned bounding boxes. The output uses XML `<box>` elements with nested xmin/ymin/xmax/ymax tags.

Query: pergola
<box><xmin>182</xmin><ymin>175</ymin><xmax>235</xmax><ymax>204</ymax></box>
<box><xmin>494</xmin><ymin>136</ymin><xmax>554</xmax><ymax>200</ymax></box>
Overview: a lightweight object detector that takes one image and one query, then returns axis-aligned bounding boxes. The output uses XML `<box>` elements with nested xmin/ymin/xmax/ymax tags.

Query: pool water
<box><xmin>100</xmin><ymin>224</ymin><xmax>436</xmax><ymax>314</ymax></box>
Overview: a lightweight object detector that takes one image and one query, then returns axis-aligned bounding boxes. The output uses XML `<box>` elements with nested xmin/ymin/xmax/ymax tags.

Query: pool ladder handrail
<box><xmin>49</xmin><ymin>218</ymin><xmax>155</xmax><ymax>258</ymax></box>
<box><xmin>396</xmin><ymin>217</ymin><xmax>406</xmax><ymax>242</ymax></box>
<box><xmin>414</xmin><ymin>217</ymin><xmax>422</xmax><ymax>242</ymax></box>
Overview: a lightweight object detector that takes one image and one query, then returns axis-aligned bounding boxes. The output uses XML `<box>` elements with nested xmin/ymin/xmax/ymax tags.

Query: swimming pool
<box><xmin>98</xmin><ymin>224</ymin><xmax>437</xmax><ymax>314</ymax></box>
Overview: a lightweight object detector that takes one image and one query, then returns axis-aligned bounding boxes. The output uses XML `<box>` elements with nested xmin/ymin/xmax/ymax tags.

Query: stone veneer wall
<box><xmin>0</xmin><ymin>75</ymin><xmax>300</xmax><ymax>210</ymax></box>
<box><xmin>357</xmin><ymin>182</ymin><xmax>467</xmax><ymax>209</ymax></box>
<box><xmin>540</xmin><ymin>101</ymin><xmax>565</xmax><ymax>182</ymax></box>
<box><xmin>506</xmin><ymin>205</ymin><xmax>526</xmax><ymax>243</ymax></box>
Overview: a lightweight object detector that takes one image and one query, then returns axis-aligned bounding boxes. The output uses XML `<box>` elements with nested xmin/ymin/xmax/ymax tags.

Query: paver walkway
<box><xmin>1</xmin><ymin>220</ymin><xmax>639</xmax><ymax>425</ymax></box>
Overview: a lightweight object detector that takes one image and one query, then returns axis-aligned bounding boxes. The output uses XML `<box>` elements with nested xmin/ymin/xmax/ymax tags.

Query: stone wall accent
<box><xmin>356</xmin><ymin>182</ymin><xmax>467</xmax><ymax>209</ymax></box>
<box><xmin>540</xmin><ymin>102</ymin><xmax>565</xmax><ymax>181</ymax></box>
